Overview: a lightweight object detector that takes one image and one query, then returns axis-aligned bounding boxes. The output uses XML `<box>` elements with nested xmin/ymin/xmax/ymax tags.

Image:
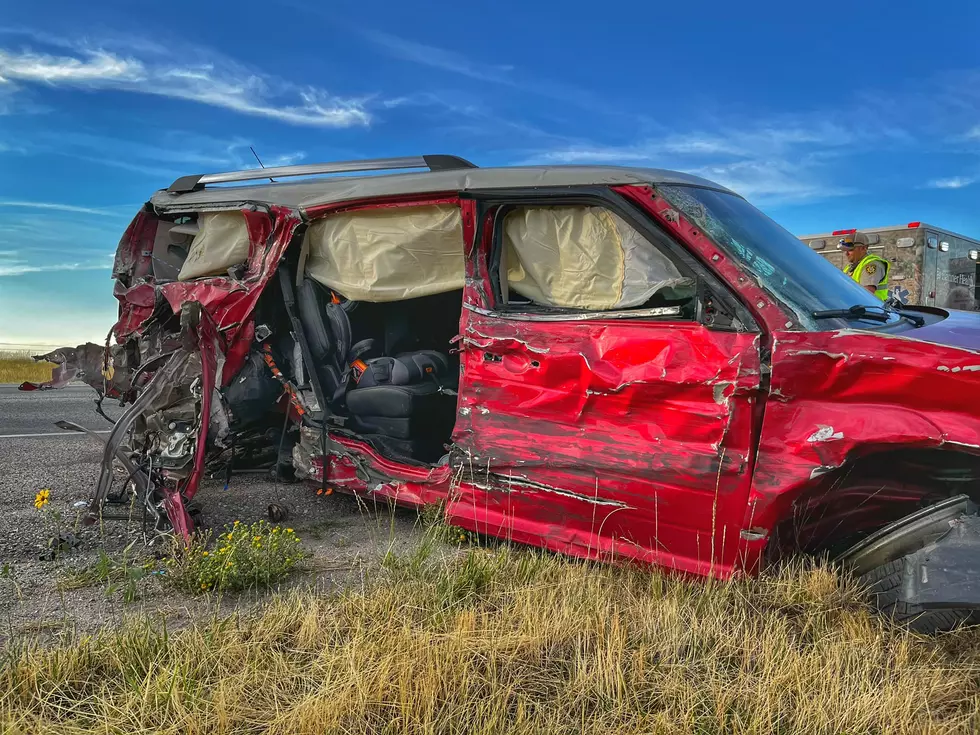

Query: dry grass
<box><xmin>0</xmin><ymin>351</ymin><xmax>51</xmax><ymax>384</ymax></box>
<box><xmin>2</xmin><ymin>540</ymin><xmax>979</xmax><ymax>734</ymax></box>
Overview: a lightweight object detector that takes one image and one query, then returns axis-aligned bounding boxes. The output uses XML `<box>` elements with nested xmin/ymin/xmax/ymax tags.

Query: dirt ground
<box><xmin>0</xmin><ymin>430</ymin><xmax>425</xmax><ymax>641</ymax></box>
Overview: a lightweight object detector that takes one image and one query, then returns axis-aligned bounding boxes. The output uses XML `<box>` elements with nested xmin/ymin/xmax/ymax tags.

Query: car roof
<box><xmin>148</xmin><ymin>164</ymin><xmax>737</xmax><ymax>214</ymax></box>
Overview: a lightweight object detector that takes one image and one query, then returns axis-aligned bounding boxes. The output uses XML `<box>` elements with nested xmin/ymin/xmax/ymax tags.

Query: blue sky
<box><xmin>1</xmin><ymin>0</ymin><xmax>978</xmax><ymax>345</ymax></box>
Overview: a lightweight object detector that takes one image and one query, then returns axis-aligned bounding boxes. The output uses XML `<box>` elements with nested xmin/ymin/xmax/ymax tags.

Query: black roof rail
<box><xmin>167</xmin><ymin>154</ymin><xmax>478</xmax><ymax>194</ymax></box>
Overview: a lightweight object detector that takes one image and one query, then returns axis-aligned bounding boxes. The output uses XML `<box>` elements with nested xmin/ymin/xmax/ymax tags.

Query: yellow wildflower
<box><xmin>286</xmin><ymin>528</ymin><xmax>294</xmax><ymax>533</ymax></box>
<box><xmin>233</xmin><ymin>520</ymin><xmax>240</xmax><ymax>526</ymax></box>
<box><xmin>202</xmin><ymin>551</ymin><xmax>209</xmax><ymax>557</ymax></box>
<box><xmin>33</xmin><ymin>488</ymin><xmax>51</xmax><ymax>510</ymax></box>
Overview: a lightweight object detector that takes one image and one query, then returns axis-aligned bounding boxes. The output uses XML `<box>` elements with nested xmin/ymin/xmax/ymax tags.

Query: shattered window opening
<box><xmin>659</xmin><ymin>185</ymin><xmax>897</xmax><ymax>330</ymax></box>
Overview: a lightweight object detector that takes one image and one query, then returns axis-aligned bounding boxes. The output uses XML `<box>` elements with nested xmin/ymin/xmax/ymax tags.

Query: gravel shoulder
<box><xmin>0</xmin><ymin>427</ymin><xmax>425</xmax><ymax>641</ymax></box>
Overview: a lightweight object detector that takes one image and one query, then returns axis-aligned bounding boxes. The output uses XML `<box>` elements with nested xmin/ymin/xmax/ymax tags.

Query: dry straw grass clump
<box><xmin>0</xmin><ymin>352</ymin><xmax>51</xmax><ymax>384</ymax></box>
<box><xmin>3</xmin><ymin>541</ymin><xmax>979</xmax><ymax>734</ymax></box>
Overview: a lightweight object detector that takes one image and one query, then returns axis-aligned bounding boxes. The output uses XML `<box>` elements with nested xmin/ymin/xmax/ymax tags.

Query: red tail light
<box><xmin>832</xmin><ymin>229</ymin><xmax>857</xmax><ymax>236</ymax></box>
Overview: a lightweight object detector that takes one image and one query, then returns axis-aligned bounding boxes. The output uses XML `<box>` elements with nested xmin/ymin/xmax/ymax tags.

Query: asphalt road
<box><xmin>0</xmin><ymin>384</ymin><xmax>123</xmax><ymax>436</ymax></box>
<box><xmin>0</xmin><ymin>381</ymin><xmax>421</xmax><ymax>637</ymax></box>
<box><xmin>0</xmin><ymin>384</ymin><xmax>124</xmax><ymax>561</ymax></box>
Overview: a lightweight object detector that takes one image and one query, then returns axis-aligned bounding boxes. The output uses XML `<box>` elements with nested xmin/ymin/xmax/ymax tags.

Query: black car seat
<box><xmin>296</xmin><ymin>279</ymin><xmax>375</xmax><ymax>409</ymax></box>
<box><xmin>297</xmin><ymin>279</ymin><xmax>457</xmax><ymax>460</ymax></box>
<box><xmin>346</xmin><ymin>350</ymin><xmax>458</xmax><ymax>462</ymax></box>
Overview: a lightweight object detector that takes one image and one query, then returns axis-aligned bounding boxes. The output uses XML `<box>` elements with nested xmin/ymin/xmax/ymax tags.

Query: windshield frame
<box><xmin>655</xmin><ymin>184</ymin><xmax>902</xmax><ymax>332</ymax></box>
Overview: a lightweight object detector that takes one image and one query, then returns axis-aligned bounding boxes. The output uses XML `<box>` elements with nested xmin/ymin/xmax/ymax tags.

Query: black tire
<box><xmin>861</xmin><ymin>558</ymin><xmax>977</xmax><ymax>634</ymax></box>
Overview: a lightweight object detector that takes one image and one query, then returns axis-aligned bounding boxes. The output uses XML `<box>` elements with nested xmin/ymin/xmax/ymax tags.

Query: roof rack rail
<box><xmin>167</xmin><ymin>154</ymin><xmax>478</xmax><ymax>194</ymax></box>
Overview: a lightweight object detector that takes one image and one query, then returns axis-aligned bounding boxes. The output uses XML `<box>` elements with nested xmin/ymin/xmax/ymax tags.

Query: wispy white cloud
<box><xmin>363</xmin><ymin>30</ymin><xmax>602</xmax><ymax>109</ymax></box>
<box><xmin>0</xmin><ymin>238</ymin><xmax>113</xmax><ymax>277</ymax></box>
<box><xmin>0</xmin><ymin>43</ymin><xmax>371</xmax><ymax>127</ymax></box>
<box><xmin>927</xmin><ymin>176</ymin><xmax>976</xmax><ymax>190</ymax></box>
<box><xmin>687</xmin><ymin>160</ymin><xmax>852</xmax><ymax>202</ymax></box>
<box><xmin>0</xmin><ymin>261</ymin><xmax>112</xmax><ymax>277</ymax></box>
<box><xmin>25</xmin><ymin>129</ymin><xmax>307</xmax><ymax>181</ymax></box>
<box><xmin>0</xmin><ymin>211</ymin><xmax>126</xmax><ymax>246</ymax></box>
<box><xmin>260</xmin><ymin>151</ymin><xmax>306</xmax><ymax>167</ymax></box>
<box><xmin>520</xmin><ymin>121</ymin><xmax>863</xmax><ymax>203</ymax></box>
<box><xmin>364</xmin><ymin>31</ymin><xmax>515</xmax><ymax>85</ymax></box>
<box><xmin>0</xmin><ymin>199</ymin><xmax>124</xmax><ymax>216</ymax></box>
<box><xmin>0</xmin><ymin>48</ymin><xmax>141</xmax><ymax>83</ymax></box>
<box><xmin>531</xmin><ymin>121</ymin><xmax>861</xmax><ymax>165</ymax></box>
<box><xmin>0</xmin><ymin>232</ymin><xmax>114</xmax><ymax>276</ymax></box>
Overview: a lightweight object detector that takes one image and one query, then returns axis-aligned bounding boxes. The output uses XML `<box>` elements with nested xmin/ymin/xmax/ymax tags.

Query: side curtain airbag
<box><xmin>177</xmin><ymin>211</ymin><xmax>250</xmax><ymax>281</ymax></box>
<box><xmin>503</xmin><ymin>206</ymin><xmax>691</xmax><ymax>310</ymax></box>
<box><xmin>304</xmin><ymin>204</ymin><xmax>464</xmax><ymax>302</ymax></box>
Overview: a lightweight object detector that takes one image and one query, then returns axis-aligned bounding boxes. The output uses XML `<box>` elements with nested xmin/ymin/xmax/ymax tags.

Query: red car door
<box><xmin>448</xmin><ymin>192</ymin><xmax>762</xmax><ymax>577</ymax></box>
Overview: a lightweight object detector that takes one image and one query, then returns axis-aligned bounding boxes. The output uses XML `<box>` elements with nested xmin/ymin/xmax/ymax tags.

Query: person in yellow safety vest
<box><xmin>839</xmin><ymin>232</ymin><xmax>890</xmax><ymax>300</ymax></box>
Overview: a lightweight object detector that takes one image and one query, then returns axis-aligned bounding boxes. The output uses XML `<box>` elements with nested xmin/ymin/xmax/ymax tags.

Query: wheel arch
<box><xmin>764</xmin><ymin>446</ymin><xmax>980</xmax><ymax>562</ymax></box>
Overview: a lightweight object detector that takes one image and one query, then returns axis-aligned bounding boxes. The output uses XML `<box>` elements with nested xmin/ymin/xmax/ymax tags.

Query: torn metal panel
<box><xmin>746</xmin><ymin>326</ymin><xmax>980</xmax><ymax>561</ymax></box>
<box><xmin>178</xmin><ymin>302</ymin><xmax>220</xmax><ymax>504</ymax></box>
<box><xmin>17</xmin><ymin>343</ymin><xmax>117</xmax><ymax>394</ymax></box>
<box><xmin>112</xmin><ymin>281</ymin><xmax>157</xmax><ymax>341</ymax></box>
<box><xmin>467</xmin><ymin>472</ymin><xmax>634</xmax><ymax>508</ymax></box>
<box><xmin>77</xmin><ymin>204</ymin><xmax>303</xmax><ymax>539</ymax></box>
<box><xmin>293</xmin><ymin>425</ymin><xmax>453</xmax><ymax>510</ymax></box>
<box><xmin>448</xmin><ymin>304</ymin><xmax>762</xmax><ymax>577</ymax></box>
<box><xmin>112</xmin><ymin>210</ymin><xmax>157</xmax><ymax>283</ymax></box>
<box><xmin>112</xmin><ymin>207</ymin><xmax>294</xmax><ymax>378</ymax></box>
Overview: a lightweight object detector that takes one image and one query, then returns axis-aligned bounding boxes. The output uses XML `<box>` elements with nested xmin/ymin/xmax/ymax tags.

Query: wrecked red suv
<box><xmin>27</xmin><ymin>155</ymin><xmax>980</xmax><ymax>632</ymax></box>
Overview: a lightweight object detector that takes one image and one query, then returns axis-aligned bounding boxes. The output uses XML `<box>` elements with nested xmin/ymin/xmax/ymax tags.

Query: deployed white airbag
<box><xmin>503</xmin><ymin>206</ymin><xmax>690</xmax><ymax>310</ymax></box>
<box><xmin>177</xmin><ymin>211</ymin><xmax>251</xmax><ymax>281</ymax></box>
<box><xmin>304</xmin><ymin>204</ymin><xmax>464</xmax><ymax>302</ymax></box>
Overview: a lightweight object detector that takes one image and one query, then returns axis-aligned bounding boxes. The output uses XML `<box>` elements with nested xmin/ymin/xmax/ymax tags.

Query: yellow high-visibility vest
<box><xmin>845</xmin><ymin>254</ymin><xmax>890</xmax><ymax>301</ymax></box>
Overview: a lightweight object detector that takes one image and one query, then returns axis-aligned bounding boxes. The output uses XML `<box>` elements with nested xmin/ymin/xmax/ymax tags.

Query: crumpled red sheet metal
<box><xmin>68</xmin><ymin>187</ymin><xmax>980</xmax><ymax>576</ymax></box>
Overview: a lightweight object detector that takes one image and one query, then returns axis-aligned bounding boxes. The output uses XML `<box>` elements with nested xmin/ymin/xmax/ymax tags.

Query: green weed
<box><xmin>165</xmin><ymin>519</ymin><xmax>308</xmax><ymax>594</ymax></box>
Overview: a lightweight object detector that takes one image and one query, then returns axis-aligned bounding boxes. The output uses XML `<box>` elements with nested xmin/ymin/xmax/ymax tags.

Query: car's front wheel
<box><xmin>838</xmin><ymin>495</ymin><xmax>980</xmax><ymax>634</ymax></box>
<box><xmin>860</xmin><ymin>557</ymin><xmax>977</xmax><ymax>634</ymax></box>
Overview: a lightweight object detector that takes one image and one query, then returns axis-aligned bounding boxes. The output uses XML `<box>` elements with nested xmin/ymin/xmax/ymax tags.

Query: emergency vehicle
<box><xmin>799</xmin><ymin>223</ymin><xmax>980</xmax><ymax>310</ymax></box>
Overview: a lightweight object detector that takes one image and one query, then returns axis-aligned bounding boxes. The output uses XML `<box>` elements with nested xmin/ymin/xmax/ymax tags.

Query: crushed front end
<box><xmin>54</xmin><ymin>202</ymin><xmax>306</xmax><ymax>541</ymax></box>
